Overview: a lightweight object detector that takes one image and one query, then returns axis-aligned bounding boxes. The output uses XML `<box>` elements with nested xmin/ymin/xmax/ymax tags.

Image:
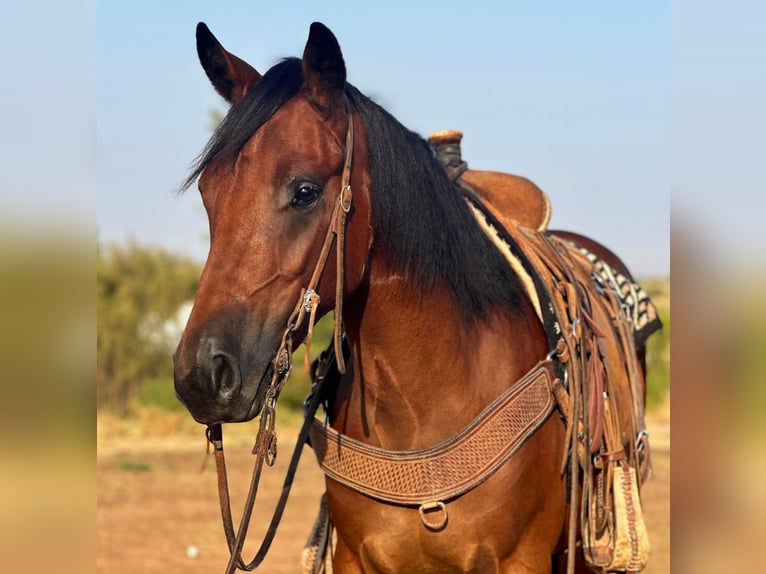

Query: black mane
<box><xmin>345</xmin><ymin>86</ymin><xmax>524</xmax><ymax>321</ymax></box>
<box><xmin>185</xmin><ymin>58</ymin><xmax>524</xmax><ymax>321</ymax></box>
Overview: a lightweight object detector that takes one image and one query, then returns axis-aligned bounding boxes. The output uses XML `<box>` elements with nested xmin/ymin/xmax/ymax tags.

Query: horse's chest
<box><xmin>330</xmin><ymin>496</ymin><xmax>510</xmax><ymax>573</ymax></box>
<box><xmin>355</xmin><ymin>531</ymin><xmax>499</xmax><ymax>574</ymax></box>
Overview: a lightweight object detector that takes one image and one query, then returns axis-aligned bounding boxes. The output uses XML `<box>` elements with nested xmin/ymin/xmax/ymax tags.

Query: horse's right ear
<box><xmin>302</xmin><ymin>22</ymin><xmax>346</xmax><ymax>113</ymax></box>
<box><xmin>196</xmin><ymin>22</ymin><xmax>262</xmax><ymax>104</ymax></box>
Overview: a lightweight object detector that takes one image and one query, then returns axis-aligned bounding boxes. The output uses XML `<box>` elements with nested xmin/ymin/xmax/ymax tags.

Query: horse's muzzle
<box><xmin>173</xmin><ymin>327</ymin><xmax>275</xmax><ymax>424</ymax></box>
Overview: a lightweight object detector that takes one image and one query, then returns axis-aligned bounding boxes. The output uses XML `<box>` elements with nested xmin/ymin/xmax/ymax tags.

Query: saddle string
<box><xmin>532</xmin><ymin>233</ymin><xmax>647</xmax><ymax>574</ymax></box>
<box><xmin>209</xmin><ymin>102</ymin><xmax>355</xmax><ymax>573</ymax></box>
<box><xmin>515</xmin><ymin>231</ymin><xmax>594</xmax><ymax>574</ymax></box>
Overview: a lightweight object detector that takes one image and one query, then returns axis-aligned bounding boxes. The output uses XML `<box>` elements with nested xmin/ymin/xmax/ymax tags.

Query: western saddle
<box><xmin>428</xmin><ymin>130</ymin><xmax>551</xmax><ymax>231</ymax></box>
<box><xmin>428</xmin><ymin>129</ymin><xmax>655</xmax><ymax>572</ymax></box>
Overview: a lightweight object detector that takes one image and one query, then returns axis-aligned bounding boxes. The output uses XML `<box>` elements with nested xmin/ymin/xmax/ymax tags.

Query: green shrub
<box><xmin>135</xmin><ymin>378</ymin><xmax>186</xmax><ymax>412</ymax></box>
<box><xmin>97</xmin><ymin>242</ymin><xmax>201</xmax><ymax>414</ymax></box>
<box><xmin>116</xmin><ymin>457</ymin><xmax>152</xmax><ymax>472</ymax></box>
<box><xmin>645</xmin><ymin>307</ymin><xmax>670</xmax><ymax>408</ymax></box>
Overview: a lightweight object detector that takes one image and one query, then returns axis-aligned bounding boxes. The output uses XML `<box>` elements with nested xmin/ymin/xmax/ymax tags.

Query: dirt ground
<box><xmin>97</xmin><ymin>410</ymin><xmax>669</xmax><ymax>573</ymax></box>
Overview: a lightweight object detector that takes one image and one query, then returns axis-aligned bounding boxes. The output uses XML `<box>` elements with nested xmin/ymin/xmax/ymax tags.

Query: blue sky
<box><xmin>6</xmin><ymin>3</ymin><xmax>766</xmax><ymax>279</ymax></box>
<box><xmin>92</xmin><ymin>1</ymin><xmax>671</xmax><ymax>277</ymax></box>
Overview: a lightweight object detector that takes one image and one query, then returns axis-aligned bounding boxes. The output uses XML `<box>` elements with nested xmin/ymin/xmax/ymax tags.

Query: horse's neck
<box><xmin>334</xmin><ymin>257</ymin><xmax>547</xmax><ymax>451</ymax></box>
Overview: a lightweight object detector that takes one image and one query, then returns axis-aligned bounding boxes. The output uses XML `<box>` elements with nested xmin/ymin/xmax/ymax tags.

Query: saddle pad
<box><xmin>575</xmin><ymin>246</ymin><xmax>662</xmax><ymax>348</ymax></box>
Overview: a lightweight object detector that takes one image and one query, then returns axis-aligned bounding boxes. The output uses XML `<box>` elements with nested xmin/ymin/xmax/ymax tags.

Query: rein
<box><xmin>206</xmin><ymin>101</ymin><xmax>354</xmax><ymax>573</ymax></box>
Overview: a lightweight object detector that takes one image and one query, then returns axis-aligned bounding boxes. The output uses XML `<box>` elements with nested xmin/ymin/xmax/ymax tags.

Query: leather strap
<box><xmin>309</xmin><ymin>361</ymin><xmax>556</xmax><ymax>505</ymax></box>
<box><xmin>210</xmin><ymin>100</ymin><xmax>355</xmax><ymax>574</ymax></box>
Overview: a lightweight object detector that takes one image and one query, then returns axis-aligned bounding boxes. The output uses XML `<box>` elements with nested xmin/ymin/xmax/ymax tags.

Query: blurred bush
<box><xmin>97</xmin><ymin>242</ymin><xmax>201</xmax><ymax>414</ymax></box>
<box><xmin>97</xmin><ymin>244</ymin><xmax>670</xmax><ymax>419</ymax></box>
<box><xmin>0</xmin><ymin>228</ymin><xmax>95</xmax><ymax>574</ymax></box>
<box><xmin>642</xmin><ymin>278</ymin><xmax>670</xmax><ymax>408</ymax></box>
<box><xmin>0</xmin><ymin>230</ymin><xmax>94</xmax><ymax>435</ymax></box>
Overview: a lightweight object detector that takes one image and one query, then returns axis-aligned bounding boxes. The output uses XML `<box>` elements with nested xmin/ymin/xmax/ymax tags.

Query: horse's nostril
<box><xmin>211</xmin><ymin>353</ymin><xmax>240</xmax><ymax>400</ymax></box>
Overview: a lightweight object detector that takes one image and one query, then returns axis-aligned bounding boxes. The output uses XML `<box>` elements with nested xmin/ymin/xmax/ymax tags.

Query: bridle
<box><xmin>206</xmin><ymin>99</ymin><xmax>355</xmax><ymax>573</ymax></box>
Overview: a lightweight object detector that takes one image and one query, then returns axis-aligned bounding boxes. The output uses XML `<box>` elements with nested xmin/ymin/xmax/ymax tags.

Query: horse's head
<box><xmin>174</xmin><ymin>23</ymin><xmax>372</xmax><ymax>424</ymax></box>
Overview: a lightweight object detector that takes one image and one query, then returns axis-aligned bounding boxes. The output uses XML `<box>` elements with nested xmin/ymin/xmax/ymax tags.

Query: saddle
<box><xmin>428</xmin><ymin>130</ymin><xmax>551</xmax><ymax>231</ymax></box>
<box><xmin>430</xmin><ymin>131</ymin><xmax>659</xmax><ymax>571</ymax></box>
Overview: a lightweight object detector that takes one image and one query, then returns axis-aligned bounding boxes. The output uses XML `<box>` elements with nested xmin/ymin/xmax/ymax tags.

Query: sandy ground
<box><xmin>97</xmin><ymin>410</ymin><xmax>669</xmax><ymax>573</ymax></box>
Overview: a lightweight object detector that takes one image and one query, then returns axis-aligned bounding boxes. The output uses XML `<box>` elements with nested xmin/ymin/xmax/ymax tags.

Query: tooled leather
<box><xmin>309</xmin><ymin>361</ymin><xmax>556</xmax><ymax>505</ymax></box>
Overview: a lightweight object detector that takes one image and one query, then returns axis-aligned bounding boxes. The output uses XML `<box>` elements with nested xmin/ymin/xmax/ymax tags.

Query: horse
<box><xmin>174</xmin><ymin>22</ymin><xmax>658</xmax><ymax>573</ymax></box>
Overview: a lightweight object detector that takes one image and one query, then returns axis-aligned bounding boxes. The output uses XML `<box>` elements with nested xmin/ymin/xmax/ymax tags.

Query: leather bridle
<box><xmin>206</xmin><ymin>99</ymin><xmax>355</xmax><ymax>573</ymax></box>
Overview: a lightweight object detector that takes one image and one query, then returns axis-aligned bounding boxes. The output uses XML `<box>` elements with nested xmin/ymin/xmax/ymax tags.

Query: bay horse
<box><xmin>174</xmin><ymin>22</ymin><xmax>656</xmax><ymax>573</ymax></box>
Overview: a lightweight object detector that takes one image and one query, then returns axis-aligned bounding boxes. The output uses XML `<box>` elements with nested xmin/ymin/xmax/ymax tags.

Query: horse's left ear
<box><xmin>302</xmin><ymin>22</ymin><xmax>346</xmax><ymax>113</ymax></box>
<box><xmin>196</xmin><ymin>22</ymin><xmax>262</xmax><ymax>104</ymax></box>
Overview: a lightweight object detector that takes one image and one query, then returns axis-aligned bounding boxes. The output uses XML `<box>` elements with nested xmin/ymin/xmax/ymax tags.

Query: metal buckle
<box><xmin>339</xmin><ymin>185</ymin><xmax>352</xmax><ymax>213</ymax></box>
<box><xmin>303</xmin><ymin>289</ymin><xmax>320</xmax><ymax>313</ymax></box>
<box><xmin>570</xmin><ymin>316</ymin><xmax>580</xmax><ymax>337</ymax></box>
<box><xmin>636</xmin><ymin>428</ymin><xmax>650</xmax><ymax>452</ymax></box>
<box><xmin>418</xmin><ymin>501</ymin><xmax>448</xmax><ymax>531</ymax></box>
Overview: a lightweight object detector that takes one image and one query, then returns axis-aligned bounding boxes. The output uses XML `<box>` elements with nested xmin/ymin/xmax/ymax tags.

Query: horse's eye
<box><xmin>290</xmin><ymin>183</ymin><xmax>321</xmax><ymax>209</ymax></box>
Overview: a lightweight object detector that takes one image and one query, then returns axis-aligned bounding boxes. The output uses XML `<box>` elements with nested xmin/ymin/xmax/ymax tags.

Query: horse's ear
<box><xmin>302</xmin><ymin>22</ymin><xmax>346</xmax><ymax>113</ymax></box>
<box><xmin>196</xmin><ymin>22</ymin><xmax>262</xmax><ymax>104</ymax></box>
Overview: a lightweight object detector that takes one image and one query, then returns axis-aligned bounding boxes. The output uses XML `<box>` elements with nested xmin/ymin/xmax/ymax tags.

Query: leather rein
<box><xmin>205</xmin><ymin>101</ymin><xmax>354</xmax><ymax>574</ymax></box>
